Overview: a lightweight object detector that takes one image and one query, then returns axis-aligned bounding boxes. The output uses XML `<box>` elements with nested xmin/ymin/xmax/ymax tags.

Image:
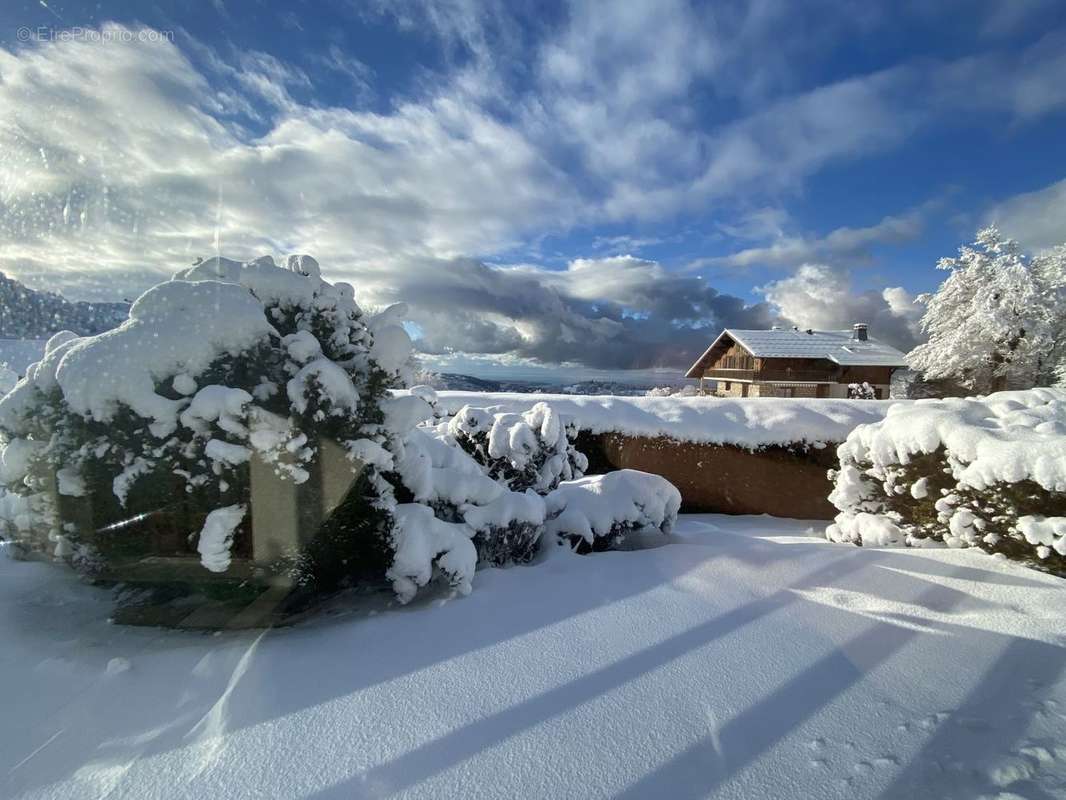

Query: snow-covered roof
<box><xmin>687</xmin><ymin>328</ymin><xmax>908</xmax><ymax>377</ymax></box>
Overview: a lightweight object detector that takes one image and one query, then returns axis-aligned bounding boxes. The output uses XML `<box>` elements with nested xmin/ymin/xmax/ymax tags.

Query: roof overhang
<box><xmin>826</xmin><ymin>354</ymin><xmax>909</xmax><ymax>368</ymax></box>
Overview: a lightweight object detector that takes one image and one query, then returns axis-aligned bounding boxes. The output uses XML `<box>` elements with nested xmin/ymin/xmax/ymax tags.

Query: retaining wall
<box><xmin>578</xmin><ymin>432</ymin><xmax>839</xmax><ymax>520</ymax></box>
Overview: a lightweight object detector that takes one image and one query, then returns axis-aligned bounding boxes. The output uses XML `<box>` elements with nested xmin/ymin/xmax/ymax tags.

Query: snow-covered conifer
<box><xmin>1032</xmin><ymin>245</ymin><xmax>1066</xmax><ymax>387</ymax></box>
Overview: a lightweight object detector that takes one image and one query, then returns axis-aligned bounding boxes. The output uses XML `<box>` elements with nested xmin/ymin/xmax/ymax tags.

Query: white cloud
<box><xmin>704</xmin><ymin>208</ymin><xmax>927</xmax><ymax>270</ymax></box>
<box><xmin>987</xmin><ymin>177</ymin><xmax>1066</xmax><ymax>252</ymax></box>
<box><xmin>759</xmin><ymin>264</ymin><xmax>923</xmax><ymax>350</ymax></box>
<box><xmin>0</xmin><ymin>24</ymin><xmax>577</xmax><ymax>298</ymax></box>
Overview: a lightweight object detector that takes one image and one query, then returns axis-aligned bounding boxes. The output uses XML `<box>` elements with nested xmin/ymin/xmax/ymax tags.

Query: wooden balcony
<box><xmin>703</xmin><ymin>368</ymin><xmax>838</xmax><ymax>383</ymax></box>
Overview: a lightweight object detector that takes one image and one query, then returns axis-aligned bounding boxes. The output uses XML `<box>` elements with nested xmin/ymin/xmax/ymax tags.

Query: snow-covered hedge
<box><xmin>826</xmin><ymin>388</ymin><xmax>1066</xmax><ymax>573</ymax></box>
<box><xmin>0</xmin><ymin>255</ymin><xmax>415</xmax><ymax>587</ymax></box>
<box><xmin>423</xmin><ymin>391</ymin><xmax>898</xmax><ymax>449</ymax></box>
<box><xmin>0</xmin><ymin>256</ymin><xmax>683</xmax><ymax>610</ymax></box>
<box><xmin>545</xmin><ymin>469</ymin><xmax>681</xmax><ymax>553</ymax></box>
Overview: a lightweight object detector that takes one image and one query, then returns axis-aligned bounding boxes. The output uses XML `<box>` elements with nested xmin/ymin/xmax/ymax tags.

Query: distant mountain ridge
<box><xmin>0</xmin><ymin>272</ymin><xmax>129</xmax><ymax>338</ymax></box>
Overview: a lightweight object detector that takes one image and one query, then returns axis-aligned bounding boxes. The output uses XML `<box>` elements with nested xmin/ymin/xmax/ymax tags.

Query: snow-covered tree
<box><xmin>907</xmin><ymin>227</ymin><xmax>1058</xmax><ymax>393</ymax></box>
<box><xmin>1032</xmin><ymin>245</ymin><xmax>1066</xmax><ymax>387</ymax></box>
<box><xmin>847</xmin><ymin>382</ymin><xmax>876</xmax><ymax>399</ymax></box>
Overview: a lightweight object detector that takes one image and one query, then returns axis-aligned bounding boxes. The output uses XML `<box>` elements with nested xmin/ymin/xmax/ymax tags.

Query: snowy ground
<box><xmin>3</xmin><ymin>515</ymin><xmax>1065</xmax><ymax>800</ymax></box>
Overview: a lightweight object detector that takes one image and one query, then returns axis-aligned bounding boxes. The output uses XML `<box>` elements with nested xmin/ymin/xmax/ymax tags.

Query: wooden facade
<box><xmin>689</xmin><ymin>332</ymin><xmax>901</xmax><ymax>399</ymax></box>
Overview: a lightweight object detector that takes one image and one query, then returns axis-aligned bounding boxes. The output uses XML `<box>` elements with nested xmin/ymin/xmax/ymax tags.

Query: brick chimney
<box><xmin>852</xmin><ymin>323</ymin><xmax>868</xmax><ymax>341</ymax></box>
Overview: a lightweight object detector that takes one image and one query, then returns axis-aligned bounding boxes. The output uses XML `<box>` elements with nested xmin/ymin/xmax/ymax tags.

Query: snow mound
<box><xmin>0</xmin><ymin>253</ymin><xmax>690</xmax><ymax>607</ymax></box>
<box><xmin>393</xmin><ymin>425</ymin><xmax>550</xmax><ymax>573</ymax></box>
<box><xmin>546</xmin><ymin>469</ymin><xmax>681</xmax><ymax>551</ymax></box>
<box><xmin>1017</xmin><ymin>516</ymin><xmax>1066</xmax><ymax>559</ymax></box>
<box><xmin>424</xmin><ymin>391</ymin><xmax>897</xmax><ymax>448</ymax></box>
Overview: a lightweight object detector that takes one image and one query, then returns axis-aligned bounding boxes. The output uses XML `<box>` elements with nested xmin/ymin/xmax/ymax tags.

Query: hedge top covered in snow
<box><xmin>420</xmin><ymin>391</ymin><xmax>898</xmax><ymax>448</ymax></box>
<box><xmin>0</xmin><ymin>256</ymin><xmax>416</xmax><ymax>438</ymax></box>
<box><xmin>837</xmin><ymin>387</ymin><xmax>1066</xmax><ymax>492</ymax></box>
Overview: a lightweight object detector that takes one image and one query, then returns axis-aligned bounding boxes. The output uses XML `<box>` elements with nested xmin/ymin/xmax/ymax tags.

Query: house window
<box><xmin>724</xmin><ymin>381</ymin><xmax>731</xmax><ymax>390</ymax></box>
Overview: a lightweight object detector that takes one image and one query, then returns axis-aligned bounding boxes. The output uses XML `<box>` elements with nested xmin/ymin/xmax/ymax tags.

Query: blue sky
<box><xmin>2</xmin><ymin>1</ymin><xmax>1066</xmax><ymax>377</ymax></box>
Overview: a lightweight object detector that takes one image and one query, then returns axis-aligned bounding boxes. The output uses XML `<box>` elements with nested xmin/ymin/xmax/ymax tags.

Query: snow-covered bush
<box><xmin>545</xmin><ymin>469</ymin><xmax>681</xmax><ymax>554</ymax></box>
<box><xmin>825</xmin><ymin>388</ymin><xmax>1066</xmax><ymax>574</ymax></box>
<box><xmin>0</xmin><ymin>254</ymin><xmax>685</xmax><ymax>611</ymax></box>
<box><xmin>0</xmin><ymin>255</ymin><xmax>415</xmax><ymax>590</ymax></box>
<box><xmin>847</xmin><ymin>382</ymin><xmax>876</xmax><ymax>400</ymax></box>
<box><xmin>391</xmin><ymin>417</ymin><xmax>547</xmax><ymax>581</ymax></box>
<box><xmin>436</xmin><ymin>401</ymin><xmax>588</xmax><ymax>494</ymax></box>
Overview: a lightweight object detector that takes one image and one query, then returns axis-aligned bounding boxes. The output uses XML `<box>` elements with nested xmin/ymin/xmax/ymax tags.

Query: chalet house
<box><xmin>685</xmin><ymin>324</ymin><xmax>908</xmax><ymax>399</ymax></box>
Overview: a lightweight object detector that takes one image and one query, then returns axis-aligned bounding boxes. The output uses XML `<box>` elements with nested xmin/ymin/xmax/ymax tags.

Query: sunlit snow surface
<box><xmin>3</xmin><ymin>515</ymin><xmax>1065</xmax><ymax>799</ymax></box>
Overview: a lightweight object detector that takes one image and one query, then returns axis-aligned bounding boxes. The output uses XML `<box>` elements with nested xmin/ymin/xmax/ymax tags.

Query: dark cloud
<box><xmin>360</xmin><ymin>255</ymin><xmax>774</xmax><ymax>370</ymax></box>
